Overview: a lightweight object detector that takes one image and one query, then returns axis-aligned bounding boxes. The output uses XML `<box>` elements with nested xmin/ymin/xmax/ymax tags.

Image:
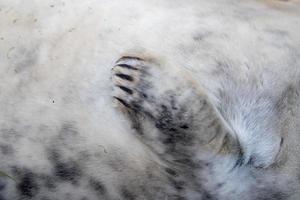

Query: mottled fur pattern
<box><xmin>0</xmin><ymin>0</ymin><xmax>300</xmax><ymax>199</ymax></box>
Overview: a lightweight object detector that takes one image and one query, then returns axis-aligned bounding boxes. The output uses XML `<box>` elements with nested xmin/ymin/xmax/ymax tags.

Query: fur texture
<box><xmin>0</xmin><ymin>0</ymin><xmax>300</xmax><ymax>199</ymax></box>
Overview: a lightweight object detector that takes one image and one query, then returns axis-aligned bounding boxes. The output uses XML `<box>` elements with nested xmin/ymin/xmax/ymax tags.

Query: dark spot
<box><xmin>1</xmin><ymin>128</ymin><xmax>18</xmax><ymax>139</ymax></box>
<box><xmin>49</xmin><ymin>150</ymin><xmax>82</xmax><ymax>183</ymax></box>
<box><xmin>204</xmin><ymin>162</ymin><xmax>211</xmax><ymax>167</ymax></box>
<box><xmin>17</xmin><ymin>171</ymin><xmax>39</xmax><ymax>197</ymax></box>
<box><xmin>120</xmin><ymin>187</ymin><xmax>137</xmax><ymax>200</ymax></box>
<box><xmin>117</xmin><ymin>85</ymin><xmax>133</xmax><ymax>94</ymax></box>
<box><xmin>115</xmin><ymin>73</ymin><xmax>134</xmax><ymax>81</ymax></box>
<box><xmin>162</xmin><ymin>131</ymin><xmax>193</xmax><ymax>150</ymax></box>
<box><xmin>192</xmin><ymin>31</ymin><xmax>211</xmax><ymax>41</ymax></box>
<box><xmin>154</xmin><ymin>105</ymin><xmax>193</xmax><ymax>148</ymax></box>
<box><xmin>216</xmin><ymin>182</ymin><xmax>224</xmax><ymax>189</ymax></box>
<box><xmin>214</xmin><ymin>124</ymin><xmax>222</xmax><ymax>135</ymax></box>
<box><xmin>165</xmin><ymin>168</ymin><xmax>177</xmax><ymax>176</ymax></box>
<box><xmin>0</xmin><ymin>144</ymin><xmax>14</xmax><ymax>155</ymax></box>
<box><xmin>202</xmin><ymin>190</ymin><xmax>216</xmax><ymax>200</ymax></box>
<box><xmin>0</xmin><ymin>180</ymin><xmax>6</xmax><ymax>191</ymax></box>
<box><xmin>155</xmin><ymin>105</ymin><xmax>174</xmax><ymax>130</ymax></box>
<box><xmin>59</xmin><ymin>123</ymin><xmax>78</xmax><ymax>137</ymax></box>
<box><xmin>89</xmin><ymin>179</ymin><xmax>106</xmax><ymax>195</ymax></box>
<box><xmin>115</xmin><ymin>63</ymin><xmax>138</xmax><ymax>70</ymax></box>
<box><xmin>54</xmin><ymin>161</ymin><xmax>82</xmax><ymax>183</ymax></box>
<box><xmin>141</xmin><ymin>92</ymin><xmax>148</xmax><ymax>99</ymax></box>
<box><xmin>170</xmin><ymin>95</ymin><xmax>178</xmax><ymax>110</ymax></box>
<box><xmin>11</xmin><ymin>47</ymin><xmax>37</xmax><ymax>74</ymax></box>
<box><xmin>260</xmin><ymin>190</ymin><xmax>288</xmax><ymax>200</ymax></box>
<box><xmin>232</xmin><ymin>148</ymin><xmax>245</xmax><ymax>168</ymax></box>
<box><xmin>170</xmin><ymin>179</ymin><xmax>185</xmax><ymax>191</ymax></box>
<box><xmin>163</xmin><ymin>137</ymin><xmax>174</xmax><ymax>144</ymax></box>
<box><xmin>264</xmin><ymin>29</ymin><xmax>289</xmax><ymax>37</ymax></box>
<box><xmin>276</xmin><ymin>85</ymin><xmax>299</xmax><ymax>114</ymax></box>
<box><xmin>180</xmin><ymin>124</ymin><xmax>189</xmax><ymax>129</ymax></box>
<box><xmin>68</xmin><ymin>28</ymin><xmax>76</xmax><ymax>32</ymax></box>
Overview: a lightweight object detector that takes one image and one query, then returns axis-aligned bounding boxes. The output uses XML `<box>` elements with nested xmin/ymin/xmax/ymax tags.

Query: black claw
<box><xmin>115</xmin><ymin>64</ymin><xmax>138</xmax><ymax>71</ymax></box>
<box><xmin>117</xmin><ymin>85</ymin><xmax>133</xmax><ymax>95</ymax></box>
<box><xmin>114</xmin><ymin>97</ymin><xmax>131</xmax><ymax>108</ymax></box>
<box><xmin>115</xmin><ymin>73</ymin><xmax>134</xmax><ymax>81</ymax></box>
<box><xmin>116</xmin><ymin>56</ymin><xmax>143</xmax><ymax>63</ymax></box>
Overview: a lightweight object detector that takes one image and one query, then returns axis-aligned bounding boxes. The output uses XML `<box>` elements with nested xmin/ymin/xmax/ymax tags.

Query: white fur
<box><xmin>0</xmin><ymin>0</ymin><xmax>300</xmax><ymax>199</ymax></box>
